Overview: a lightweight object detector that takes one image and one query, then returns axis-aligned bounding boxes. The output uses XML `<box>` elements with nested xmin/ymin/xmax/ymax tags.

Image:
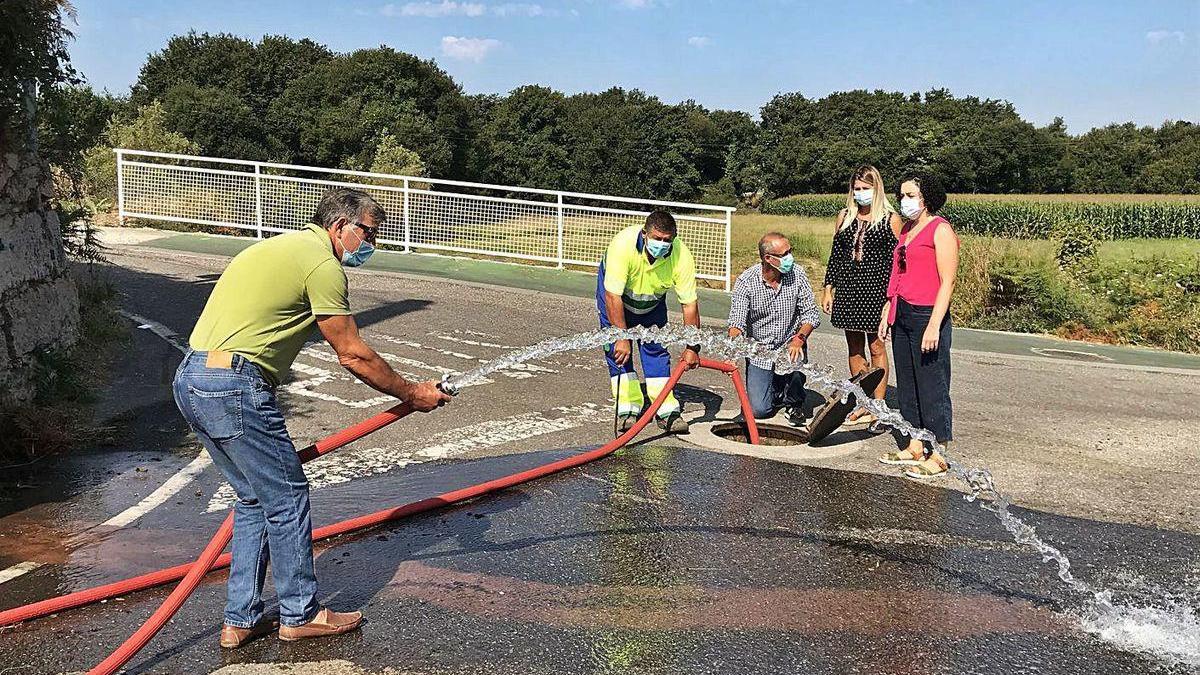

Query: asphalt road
<box><xmin>0</xmin><ymin>240</ymin><xmax>1197</xmax><ymax>674</ymax></box>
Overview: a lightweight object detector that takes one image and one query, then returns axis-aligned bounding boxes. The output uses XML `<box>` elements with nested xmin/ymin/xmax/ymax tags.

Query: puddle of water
<box><xmin>442</xmin><ymin>325</ymin><xmax>1200</xmax><ymax>670</ymax></box>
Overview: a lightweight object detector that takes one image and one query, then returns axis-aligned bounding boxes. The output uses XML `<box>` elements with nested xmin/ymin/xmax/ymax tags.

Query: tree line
<box><xmin>38</xmin><ymin>32</ymin><xmax>1200</xmax><ymax>205</ymax></box>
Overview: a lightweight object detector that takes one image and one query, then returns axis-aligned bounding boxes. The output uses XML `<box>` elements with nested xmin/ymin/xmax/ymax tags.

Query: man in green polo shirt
<box><xmin>173</xmin><ymin>188</ymin><xmax>450</xmax><ymax>649</ymax></box>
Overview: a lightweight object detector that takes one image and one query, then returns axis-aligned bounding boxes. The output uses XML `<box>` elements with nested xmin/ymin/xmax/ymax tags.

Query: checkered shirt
<box><xmin>728</xmin><ymin>263</ymin><xmax>821</xmax><ymax>371</ymax></box>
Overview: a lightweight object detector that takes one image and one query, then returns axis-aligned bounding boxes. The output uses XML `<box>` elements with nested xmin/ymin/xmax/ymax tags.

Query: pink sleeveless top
<box><xmin>886</xmin><ymin>216</ymin><xmax>956</xmax><ymax>323</ymax></box>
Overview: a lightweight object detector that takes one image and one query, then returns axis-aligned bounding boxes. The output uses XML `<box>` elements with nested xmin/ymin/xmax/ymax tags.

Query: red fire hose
<box><xmin>0</xmin><ymin>359</ymin><xmax>758</xmax><ymax>674</ymax></box>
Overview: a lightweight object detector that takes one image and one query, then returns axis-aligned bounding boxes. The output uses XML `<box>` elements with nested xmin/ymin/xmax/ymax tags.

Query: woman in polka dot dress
<box><xmin>821</xmin><ymin>165</ymin><xmax>903</xmax><ymax>427</ymax></box>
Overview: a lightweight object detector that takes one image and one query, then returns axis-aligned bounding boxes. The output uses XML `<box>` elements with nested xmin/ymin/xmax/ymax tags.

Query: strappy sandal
<box><xmin>904</xmin><ymin>457</ymin><xmax>949</xmax><ymax>479</ymax></box>
<box><xmin>844</xmin><ymin>411</ymin><xmax>878</xmax><ymax>428</ymax></box>
<box><xmin>878</xmin><ymin>448</ymin><xmax>923</xmax><ymax>466</ymax></box>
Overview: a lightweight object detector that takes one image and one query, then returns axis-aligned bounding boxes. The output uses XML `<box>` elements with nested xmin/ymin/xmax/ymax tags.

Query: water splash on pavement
<box><xmin>445</xmin><ymin>325</ymin><xmax>1200</xmax><ymax>669</ymax></box>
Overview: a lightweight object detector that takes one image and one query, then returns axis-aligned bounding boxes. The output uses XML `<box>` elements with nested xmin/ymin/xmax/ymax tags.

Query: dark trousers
<box><xmin>892</xmin><ymin>299</ymin><xmax>953</xmax><ymax>443</ymax></box>
<box><xmin>745</xmin><ymin>362</ymin><xmax>807</xmax><ymax>419</ymax></box>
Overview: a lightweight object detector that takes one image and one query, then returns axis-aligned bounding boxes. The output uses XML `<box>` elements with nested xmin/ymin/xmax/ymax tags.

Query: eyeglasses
<box><xmin>353</xmin><ymin>222</ymin><xmax>380</xmax><ymax>243</ymax></box>
<box><xmin>898</xmin><ymin>245</ymin><xmax>907</xmax><ymax>273</ymax></box>
<box><xmin>767</xmin><ymin>248</ymin><xmax>793</xmax><ymax>258</ymax></box>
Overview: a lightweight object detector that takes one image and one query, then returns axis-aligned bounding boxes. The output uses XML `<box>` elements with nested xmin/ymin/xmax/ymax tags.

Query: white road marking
<box><xmin>0</xmin><ymin>561</ymin><xmax>44</xmax><ymax>585</ymax></box>
<box><xmin>107</xmin><ymin>310</ymin><xmax>215</xmax><ymax>526</ymax></box>
<box><xmin>120</xmin><ymin>310</ymin><xmax>188</xmax><ymax>353</ymax></box>
<box><xmin>371</xmin><ymin>332</ymin><xmax>556</xmax><ymax>380</ymax></box>
<box><xmin>205</xmin><ymin>403</ymin><xmax>608</xmax><ymax>511</ymax></box>
<box><xmin>101</xmin><ymin>452</ymin><xmax>214</xmax><ymax>528</ymax></box>
<box><xmin>434</xmin><ymin>334</ymin><xmax>516</xmax><ymax>350</ymax></box>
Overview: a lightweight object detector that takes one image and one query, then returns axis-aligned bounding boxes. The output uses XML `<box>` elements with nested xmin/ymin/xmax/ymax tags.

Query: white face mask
<box><xmin>853</xmin><ymin>189</ymin><xmax>873</xmax><ymax>207</ymax></box>
<box><xmin>900</xmin><ymin>196</ymin><xmax>922</xmax><ymax>220</ymax></box>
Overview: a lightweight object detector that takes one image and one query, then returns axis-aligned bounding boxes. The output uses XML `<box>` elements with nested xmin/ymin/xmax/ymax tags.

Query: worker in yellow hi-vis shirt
<box><xmin>597</xmin><ymin>210</ymin><xmax>702</xmax><ymax>435</ymax></box>
<box><xmin>175</xmin><ymin>188</ymin><xmax>450</xmax><ymax>649</ymax></box>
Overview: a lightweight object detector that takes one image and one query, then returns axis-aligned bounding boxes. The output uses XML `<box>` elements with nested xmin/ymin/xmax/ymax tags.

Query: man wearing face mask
<box><xmin>728</xmin><ymin>232</ymin><xmax>820</xmax><ymax>423</ymax></box>
<box><xmin>597</xmin><ymin>210</ymin><xmax>701</xmax><ymax>434</ymax></box>
<box><xmin>175</xmin><ymin>188</ymin><xmax>451</xmax><ymax>649</ymax></box>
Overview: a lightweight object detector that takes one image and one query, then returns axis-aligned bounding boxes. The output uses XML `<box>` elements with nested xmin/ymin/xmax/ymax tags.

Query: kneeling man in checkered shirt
<box><xmin>727</xmin><ymin>232</ymin><xmax>821</xmax><ymax>424</ymax></box>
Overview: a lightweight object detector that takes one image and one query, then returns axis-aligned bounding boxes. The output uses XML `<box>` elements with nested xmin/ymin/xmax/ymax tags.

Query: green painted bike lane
<box><xmin>138</xmin><ymin>231</ymin><xmax>1200</xmax><ymax>371</ymax></box>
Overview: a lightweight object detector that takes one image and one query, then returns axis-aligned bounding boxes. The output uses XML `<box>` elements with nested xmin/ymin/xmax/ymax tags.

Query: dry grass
<box><xmin>730</xmin><ymin>213</ymin><xmax>832</xmax><ymax>285</ymax></box>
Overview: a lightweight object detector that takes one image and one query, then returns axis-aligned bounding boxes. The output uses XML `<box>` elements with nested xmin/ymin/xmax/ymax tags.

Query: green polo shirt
<box><xmin>189</xmin><ymin>224</ymin><xmax>351</xmax><ymax>385</ymax></box>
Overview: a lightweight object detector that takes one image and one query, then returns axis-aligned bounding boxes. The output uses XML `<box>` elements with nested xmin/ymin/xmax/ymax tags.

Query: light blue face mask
<box><xmin>645</xmin><ymin>236</ymin><xmax>672</xmax><ymax>259</ymax></box>
<box><xmin>900</xmin><ymin>196</ymin><xmax>922</xmax><ymax>220</ymax></box>
<box><xmin>853</xmin><ymin>189</ymin><xmax>873</xmax><ymax>206</ymax></box>
<box><xmin>341</xmin><ymin>229</ymin><xmax>375</xmax><ymax>267</ymax></box>
<box><xmin>770</xmin><ymin>252</ymin><xmax>795</xmax><ymax>274</ymax></box>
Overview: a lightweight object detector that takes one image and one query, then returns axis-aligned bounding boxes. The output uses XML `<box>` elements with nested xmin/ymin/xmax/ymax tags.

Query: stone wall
<box><xmin>0</xmin><ymin>147</ymin><xmax>80</xmax><ymax>405</ymax></box>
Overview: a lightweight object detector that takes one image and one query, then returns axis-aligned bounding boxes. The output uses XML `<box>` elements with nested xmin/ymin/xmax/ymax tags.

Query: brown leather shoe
<box><xmin>278</xmin><ymin>607</ymin><xmax>363</xmax><ymax>642</ymax></box>
<box><xmin>219</xmin><ymin>617</ymin><xmax>279</xmax><ymax>649</ymax></box>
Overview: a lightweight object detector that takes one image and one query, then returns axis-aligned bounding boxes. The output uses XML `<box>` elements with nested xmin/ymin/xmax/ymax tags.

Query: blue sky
<box><xmin>68</xmin><ymin>0</ymin><xmax>1198</xmax><ymax>133</ymax></box>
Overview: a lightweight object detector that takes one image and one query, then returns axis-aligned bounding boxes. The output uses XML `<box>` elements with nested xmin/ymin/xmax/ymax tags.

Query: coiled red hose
<box><xmin>0</xmin><ymin>359</ymin><xmax>757</xmax><ymax>674</ymax></box>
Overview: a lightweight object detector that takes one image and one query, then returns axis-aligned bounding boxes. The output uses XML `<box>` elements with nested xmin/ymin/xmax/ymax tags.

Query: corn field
<box><xmin>762</xmin><ymin>195</ymin><xmax>1200</xmax><ymax>240</ymax></box>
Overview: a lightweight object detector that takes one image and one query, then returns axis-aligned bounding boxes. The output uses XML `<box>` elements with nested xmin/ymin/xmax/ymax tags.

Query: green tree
<box><xmin>267</xmin><ymin>47</ymin><xmax>470</xmax><ymax>177</ymax></box>
<box><xmin>131</xmin><ymin>32</ymin><xmax>256</xmax><ymax>107</ymax></box>
<box><xmin>1</xmin><ymin>0</ymin><xmax>78</xmax><ymax>141</ymax></box>
<box><xmin>475</xmin><ymin>85</ymin><xmax>571</xmax><ymax>188</ymax></box>
<box><xmin>158</xmin><ymin>82</ymin><xmax>268</xmax><ymax>160</ymax></box>
<box><xmin>1068</xmin><ymin>123</ymin><xmax>1157</xmax><ymax>193</ymax></box>
<box><xmin>82</xmin><ymin>102</ymin><xmax>200</xmax><ymax>203</ymax></box>
<box><xmin>37</xmin><ymin>84</ymin><xmax>123</xmax><ymax>190</ymax></box>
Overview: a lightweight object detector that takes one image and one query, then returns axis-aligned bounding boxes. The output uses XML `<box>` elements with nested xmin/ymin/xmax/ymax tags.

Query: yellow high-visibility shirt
<box><xmin>602</xmin><ymin>225</ymin><xmax>698</xmax><ymax>314</ymax></box>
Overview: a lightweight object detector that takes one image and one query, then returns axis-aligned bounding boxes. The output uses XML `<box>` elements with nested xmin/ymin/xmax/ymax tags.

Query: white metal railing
<box><xmin>114</xmin><ymin>149</ymin><xmax>735</xmax><ymax>290</ymax></box>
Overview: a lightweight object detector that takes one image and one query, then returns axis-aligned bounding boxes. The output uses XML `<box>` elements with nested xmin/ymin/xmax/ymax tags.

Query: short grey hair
<box><xmin>758</xmin><ymin>231</ymin><xmax>788</xmax><ymax>258</ymax></box>
<box><xmin>312</xmin><ymin>188</ymin><xmax>387</xmax><ymax>229</ymax></box>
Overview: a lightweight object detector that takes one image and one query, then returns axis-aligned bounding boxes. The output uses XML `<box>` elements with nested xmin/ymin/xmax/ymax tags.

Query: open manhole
<box><xmin>1030</xmin><ymin>347</ymin><xmax>1113</xmax><ymax>362</ymax></box>
<box><xmin>711</xmin><ymin>422</ymin><xmax>809</xmax><ymax>446</ymax></box>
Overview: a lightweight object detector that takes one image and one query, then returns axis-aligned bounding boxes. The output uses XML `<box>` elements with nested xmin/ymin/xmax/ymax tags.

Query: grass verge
<box><xmin>0</xmin><ymin>268</ymin><xmax>129</xmax><ymax>464</ymax></box>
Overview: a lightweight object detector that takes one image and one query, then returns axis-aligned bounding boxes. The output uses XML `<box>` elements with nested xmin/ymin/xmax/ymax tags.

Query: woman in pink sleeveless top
<box><xmin>876</xmin><ymin>171</ymin><xmax>958</xmax><ymax>479</ymax></box>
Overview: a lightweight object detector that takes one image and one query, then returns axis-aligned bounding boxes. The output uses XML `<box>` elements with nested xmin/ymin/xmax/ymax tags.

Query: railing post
<box><xmin>254</xmin><ymin>164</ymin><xmax>263</xmax><ymax>238</ymax></box>
<box><xmin>115</xmin><ymin>149</ymin><xmax>125</xmax><ymax>227</ymax></box>
<box><xmin>403</xmin><ymin>178</ymin><xmax>411</xmax><ymax>253</ymax></box>
<box><xmin>724</xmin><ymin>209</ymin><xmax>733</xmax><ymax>292</ymax></box>
<box><xmin>556</xmin><ymin>193</ymin><xmax>565</xmax><ymax>269</ymax></box>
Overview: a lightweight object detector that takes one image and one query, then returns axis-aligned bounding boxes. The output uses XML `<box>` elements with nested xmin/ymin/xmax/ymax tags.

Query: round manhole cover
<box><xmin>1029</xmin><ymin>347</ymin><xmax>1113</xmax><ymax>362</ymax></box>
<box><xmin>711</xmin><ymin>422</ymin><xmax>809</xmax><ymax>446</ymax></box>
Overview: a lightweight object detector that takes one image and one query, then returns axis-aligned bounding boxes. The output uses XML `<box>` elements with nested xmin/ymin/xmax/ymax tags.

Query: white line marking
<box><xmin>0</xmin><ymin>561</ymin><xmax>44</xmax><ymax>585</ymax></box>
<box><xmin>101</xmin><ymin>452</ymin><xmax>214</xmax><ymax>528</ymax></box>
<box><xmin>434</xmin><ymin>334</ymin><xmax>516</xmax><ymax>350</ymax></box>
<box><xmin>206</xmin><ymin>403</ymin><xmax>608</xmax><ymax>511</ymax></box>
<box><xmin>120</xmin><ymin>310</ymin><xmax>188</xmax><ymax>353</ymax></box>
<box><xmin>104</xmin><ymin>310</ymin><xmax>215</xmax><ymax>527</ymax></box>
<box><xmin>369</xmin><ymin>332</ymin><xmax>556</xmax><ymax>380</ymax></box>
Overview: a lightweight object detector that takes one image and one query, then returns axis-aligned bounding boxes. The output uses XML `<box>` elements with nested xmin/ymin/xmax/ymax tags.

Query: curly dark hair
<box><xmin>897</xmin><ymin>171</ymin><xmax>947</xmax><ymax>215</ymax></box>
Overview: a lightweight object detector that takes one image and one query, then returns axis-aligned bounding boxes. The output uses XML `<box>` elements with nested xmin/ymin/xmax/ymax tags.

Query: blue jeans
<box><xmin>745</xmin><ymin>362</ymin><xmax>807</xmax><ymax>419</ymax></box>
<box><xmin>172</xmin><ymin>350</ymin><xmax>319</xmax><ymax>628</ymax></box>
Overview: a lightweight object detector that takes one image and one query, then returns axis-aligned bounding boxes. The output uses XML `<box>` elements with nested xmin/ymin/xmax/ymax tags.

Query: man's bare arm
<box><xmin>316</xmin><ymin>314</ymin><xmax>449</xmax><ymax>411</ymax></box>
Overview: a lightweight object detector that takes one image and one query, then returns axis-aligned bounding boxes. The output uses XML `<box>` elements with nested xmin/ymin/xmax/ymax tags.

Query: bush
<box><xmin>81</xmin><ymin>101</ymin><xmax>200</xmax><ymax>204</ymax></box>
<box><xmin>1052</xmin><ymin>220</ymin><xmax>1098</xmax><ymax>269</ymax></box>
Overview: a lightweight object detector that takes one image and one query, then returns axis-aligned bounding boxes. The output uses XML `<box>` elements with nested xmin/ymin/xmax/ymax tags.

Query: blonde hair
<box><xmin>840</xmin><ymin>165</ymin><xmax>894</xmax><ymax>230</ymax></box>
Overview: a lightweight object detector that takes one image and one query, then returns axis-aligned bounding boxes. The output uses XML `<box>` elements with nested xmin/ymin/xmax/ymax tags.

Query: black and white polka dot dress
<box><xmin>823</xmin><ymin>211</ymin><xmax>898</xmax><ymax>333</ymax></box>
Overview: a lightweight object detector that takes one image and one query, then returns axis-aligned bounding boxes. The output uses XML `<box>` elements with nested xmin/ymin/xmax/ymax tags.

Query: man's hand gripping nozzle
<box><xmin>438</xmin><ymin>374</ymin><xmax>460</xmax><ymax>397</ymax></box>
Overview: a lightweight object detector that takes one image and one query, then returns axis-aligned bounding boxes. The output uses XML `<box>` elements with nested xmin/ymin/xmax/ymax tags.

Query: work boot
<box><xmin>220</xmin><ymin>616</ymin><xmax>279</xmax><ymax>649</ymax></box>
<box><xmin>615</xmin><ymin>412</ymin><xmax>639</xmax><ymax>435</ymax></box>
<box><xmin>656</xmin><ymin>410</ymin><xmax>689</xmax><ymax>434</ymax></box>
<box><xmin>278</xmin><ymin>608</ymin><xmax>363</xmax><ymax>642</ymax></box>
